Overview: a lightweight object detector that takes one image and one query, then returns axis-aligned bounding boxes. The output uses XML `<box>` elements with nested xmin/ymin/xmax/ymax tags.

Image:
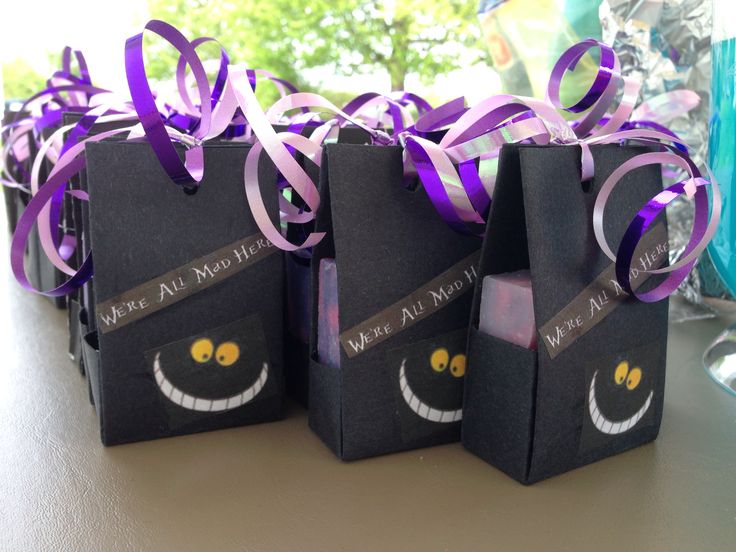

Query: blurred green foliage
<box><xmin>2</xmin><ymin>2</ymin><xmax>486</xmax><ymax>105</ymax></box>
<box><xmin>147</xmin><ymin>0</ymin><xmax>486</xmax><ymax>105</ymax></box>
<box><xmin>2</xmin><ymin>59</ymin><xmax>47</xmax><ymax>101</ymax></box>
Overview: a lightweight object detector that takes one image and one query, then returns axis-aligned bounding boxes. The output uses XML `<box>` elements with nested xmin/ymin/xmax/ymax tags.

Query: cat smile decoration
<box><xmin>588</xmin><ymin>361</ymin><xmax>653</xmax><ymax>435</ymax></box>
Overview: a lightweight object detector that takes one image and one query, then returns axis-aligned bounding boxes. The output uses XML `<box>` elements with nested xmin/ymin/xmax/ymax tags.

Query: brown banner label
<box><xmin>96</xmin><ymin>233</ymin><xmax>277</xmax><ymax>334</ymax></box>
<box><xmin>539</xmin><ymin>224</ymin><xmax>669</xmax><ymax>359</ymax></box>
<box><xmin>339</xmin><ymin>251</ymin><xmax>480</xmax><ymax>358</ymax></box>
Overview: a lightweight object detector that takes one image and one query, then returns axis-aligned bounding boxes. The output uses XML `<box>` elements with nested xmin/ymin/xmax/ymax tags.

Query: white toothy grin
<box><xmin>588</xmin><ymin>370</ymin><xmax>652</xmax><ymax>435</ymax></box>
<box><xmin>399</xmin><ymin>359</ymin><xmax>462</xmax><ymax>423</ymax></box>
<box><xmin>153</xmin><ymin>352</ymin><xmax>268</xmax><ymax>412</ymax></box>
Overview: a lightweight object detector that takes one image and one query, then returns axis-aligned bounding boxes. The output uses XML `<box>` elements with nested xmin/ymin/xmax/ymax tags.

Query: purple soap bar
<box><xmin>317</xmin><ymin>258</ymin><xmax>341</xmax><ymax>368</ymax></box>
<box><xmin>285</xmin><ymin>253</ymin><xmax>311</xmax><ymax>343</ymax></box>
<box><xmin>479</xmin><ymin>270</ymin><xmax>537</xmax><ymax>350</ymax></box>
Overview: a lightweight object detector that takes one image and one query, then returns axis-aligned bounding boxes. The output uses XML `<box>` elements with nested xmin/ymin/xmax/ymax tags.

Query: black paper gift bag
<box><xmin>462</xmin><ymin>143</ymin><xmax>669</xmax><ymax>484</ymax></box>
<box><xmin>82</xmin><ymin>139</ymin><xmax>284</xmax><ymax>445</ymax></box>
<box><xmin>308</xmin><ymin>143</ymin><xmax>481</xmax><ymax>460</ymax></box>
<box><xmin>1</xmin><ymin>109</ymin><xmax>53</xmax><ymax>304</ymax></box>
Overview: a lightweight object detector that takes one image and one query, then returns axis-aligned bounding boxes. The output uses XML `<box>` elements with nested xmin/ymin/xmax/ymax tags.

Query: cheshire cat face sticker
<box><xmin>588</xmin><ymin>360</ymin><xmax>653</xmax><ymax>435</ymax></box>
<box><xmin>146</xmin><ymin>315</ymin><xmax>271</xmax><ymax>417</ymax></box>
<box><xmin>388</xmin><ymin>329</ymin><xmax>466</xmax><ymax>444</ymax></box>
<box><xmin>579</xmin><ymin>342</ymin><xmax>663</xmax><ymax>455</ymax></box>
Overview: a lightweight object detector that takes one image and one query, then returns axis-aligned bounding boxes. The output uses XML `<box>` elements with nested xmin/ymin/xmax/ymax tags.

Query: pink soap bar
<box><xmin>317</xmin><ymin>258</ymin><xmax>341</xmax><ymax>368</ymax></box>
<box><xmin>478</xmin><ymin>270</ymin><xmax>537</xmax><ymax>350</ymax></box>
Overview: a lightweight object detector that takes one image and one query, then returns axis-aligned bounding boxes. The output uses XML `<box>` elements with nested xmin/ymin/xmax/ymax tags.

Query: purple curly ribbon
<box><xmin>397</xmin><ymin>39</ymin><xmax>720</xmax><ymax>301</ymax></box>
<box><xmin>7</xmin><ymin>23</ymin><xmax>718</xmax><ymax>304</ymax></box>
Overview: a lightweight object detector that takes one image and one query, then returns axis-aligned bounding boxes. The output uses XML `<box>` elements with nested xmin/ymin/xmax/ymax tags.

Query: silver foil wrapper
<box><xmin>600</xmin><ymin>0</ymin><xmax>715</xmax><ymax>318</ymax></box>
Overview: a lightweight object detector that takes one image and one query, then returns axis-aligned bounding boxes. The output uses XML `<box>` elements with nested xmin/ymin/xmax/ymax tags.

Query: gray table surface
<box><xmin>1</xmin><ymin>231</ymin><xmax>735</xmax><ymax>552</ymax></box>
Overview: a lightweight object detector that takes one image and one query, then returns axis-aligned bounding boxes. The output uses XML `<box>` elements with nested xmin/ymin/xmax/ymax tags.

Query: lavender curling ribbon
<box><xmin>4</xmin><ymin>47</ymin><xmax>112</xmax><ymax>294</ymax></box>
<box><xmin>10</xmin><ymin>23</ymin><xmax>226</xmax><ymax>294</ymax></box>
<box><xmin>399</xmin><ymin>39</ymin><xmax>721</xmax><ymax>302</ymax></box>
<box><xmin>125</xmin><ymin>20</ymin><xmax>213</xmax><ymax>189</ymax></box>
<box><xmin>9</xmin><ymin>20</ymin><xmax>318</xmax><ymax>295</ymax></box>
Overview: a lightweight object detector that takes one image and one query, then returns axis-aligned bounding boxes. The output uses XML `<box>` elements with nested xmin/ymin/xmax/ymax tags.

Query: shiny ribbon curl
<box><xmin>231</xmin><ymin>69</ymin><xmax>396</xmax><ymax>250</ymax></box>
<box><xmin>7</xmin><ymin>23</ymin><xmax>222</xmax><ymax>294</ymax></box>
<box><xmin>9</xmin><ymin>21</ymin><xmax>346</xmax><ymax>293</ymax></box>
<box><xmin>2</xmin><ymin>45</ymin><xmax>111</xmax><ymax>281</ymax></box>
<box><xmin>7</xmin><ymin>25</ymin><xmax>719</xmax><ymax>304</ymax></box>
<box><xmin>125</xmin><ymin>19</ymin><xmax>213</xmax><ymax>189</ymax></box>
<box><xmin>395</xmin><ymin>39</ymin><xmax>720</xmax><ymax>302</ymax></box>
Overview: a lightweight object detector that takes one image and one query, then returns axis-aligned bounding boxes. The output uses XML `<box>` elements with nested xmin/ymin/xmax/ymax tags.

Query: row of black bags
<box><xmin>3</xmin><ymin>119</ymin><xmax>668</xmax><ymax>484</ymax></box>
<box><xmin>1</xmin><ymin>26</ymin><xmax>685</xmax><ymax>485</ymax></box>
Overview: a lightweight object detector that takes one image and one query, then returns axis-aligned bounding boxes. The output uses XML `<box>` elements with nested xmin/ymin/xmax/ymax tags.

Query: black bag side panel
<box><xmin>82</xmin><ymin>330</ymin><xmax>104</xmax><ymax>438</ymax></box>
<box><xmin>463</xmin><ymin>145</ymin><xmax>537</xmax><ymax>482</ymax></box>
<box><xmin>283</xmin><ymin>148</ymin><xmax>321</xmax><ymax>408</ymax></box>
<box><xmin>2</xmin><ymin>185</ymin><xmax>18</xmax><ymax>233</ymax></box>
<box><xmin>519</xmin><ymin>144</ymin><xmax>668</xmax><ymax>483</ymax></box>
<box><xmin>307</xmin><ymin>146</ymin><xmax>343</xmax><ymax>456</ymax></box>
<box><xmin>464</xmin><ymin>328</ymin><xmax>538</xmax><ymax>482</ymax></box>
<box><xmin>86</xmin><ymin>140</ymin><xmax>284</xmax><ymax>445</ymax></box>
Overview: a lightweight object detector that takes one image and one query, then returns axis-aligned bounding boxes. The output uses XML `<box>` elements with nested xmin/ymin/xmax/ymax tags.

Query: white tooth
<box><xmin>211</xmin><ymin>399</ymin><xmax>228</xmax><ymax>411</ymax></box>
<box><xmin>193</xmin><ymin>398</ymin><xmax>210</xmax><ymax>411</ymax></box>
<box><xmin>418</xmin><ymin>403</ymin><xmax>429</xmax><ymax>418</ymax></box>
<box><xmin>439</xmin><ymin>411</ymin><xmax>453</xmax><ymax>423</ymax></box>
<box><xmin>619</xmin><ymin>419</ymin><xmax>631</xmax><ymax>433</ymax></box>
<box><xmin>170</xmin><ymin>389</ymin><xmax>183</xmax><ymax>404</ymax></box>
<box><xmin>160</xmin><ymin>379</ymin><xmax>174</xmax><ymax>398</ymax></box>
<box><xmin>242</xmin><ymin>387</ymin><xmax>254</xmax><ymax>404</ymax></box>
<box><xmin>181</xmin><ymin>394</ymin><xmax>195</xmax><ymax>409</ymax></box>
<box><xmin>409</xmin><ymin>395</ymin><xmax>420</xmax><ymax>412</ymax></box>
<box><xmin>402</xmin><ymin>388</ymin><xmax>414</xmax><ymax>404</ymax></box>
<box><xmin>454</xmin><ymin>410</ymin><xmax>463</xmax><ymax>422</ymax></box>
<box><xmin>601</xmin><ymin>420</ymin><xmax>612</xmax><ymax>433</ymax></box>
<box><xmin>427</xmin><ymin>408</ymin><xmax>442</xmax><ymax>422</ymax></box>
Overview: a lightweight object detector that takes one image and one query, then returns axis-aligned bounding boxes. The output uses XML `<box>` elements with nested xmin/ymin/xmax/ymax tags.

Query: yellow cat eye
<box><xmin>450</xmin><ymin>354</ymin><xmax>466</xmax><ymax>378</ymax></box>
<box><xmin>430</xmin><ymin>348</ymin><xmax>449</xmax><ymax>372</ymax></box>
<box><xmin>626</xmin><ymin>367</ymin><xmax>642</xmax><ymax>390</ymax></box>
<box><xmin>190</xmin><ymin>338</ymin><xmax>214</xmax><ymax>363</ymax></box>
<box><xmin>215</xmin><ymin>342</ymin><xmax>240</xmax><ymax>367</ymax></box>
<box><xmin>614</xmin><ymin>361</ymin><xmax>629</xmax><ymax>385</ymax></box>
